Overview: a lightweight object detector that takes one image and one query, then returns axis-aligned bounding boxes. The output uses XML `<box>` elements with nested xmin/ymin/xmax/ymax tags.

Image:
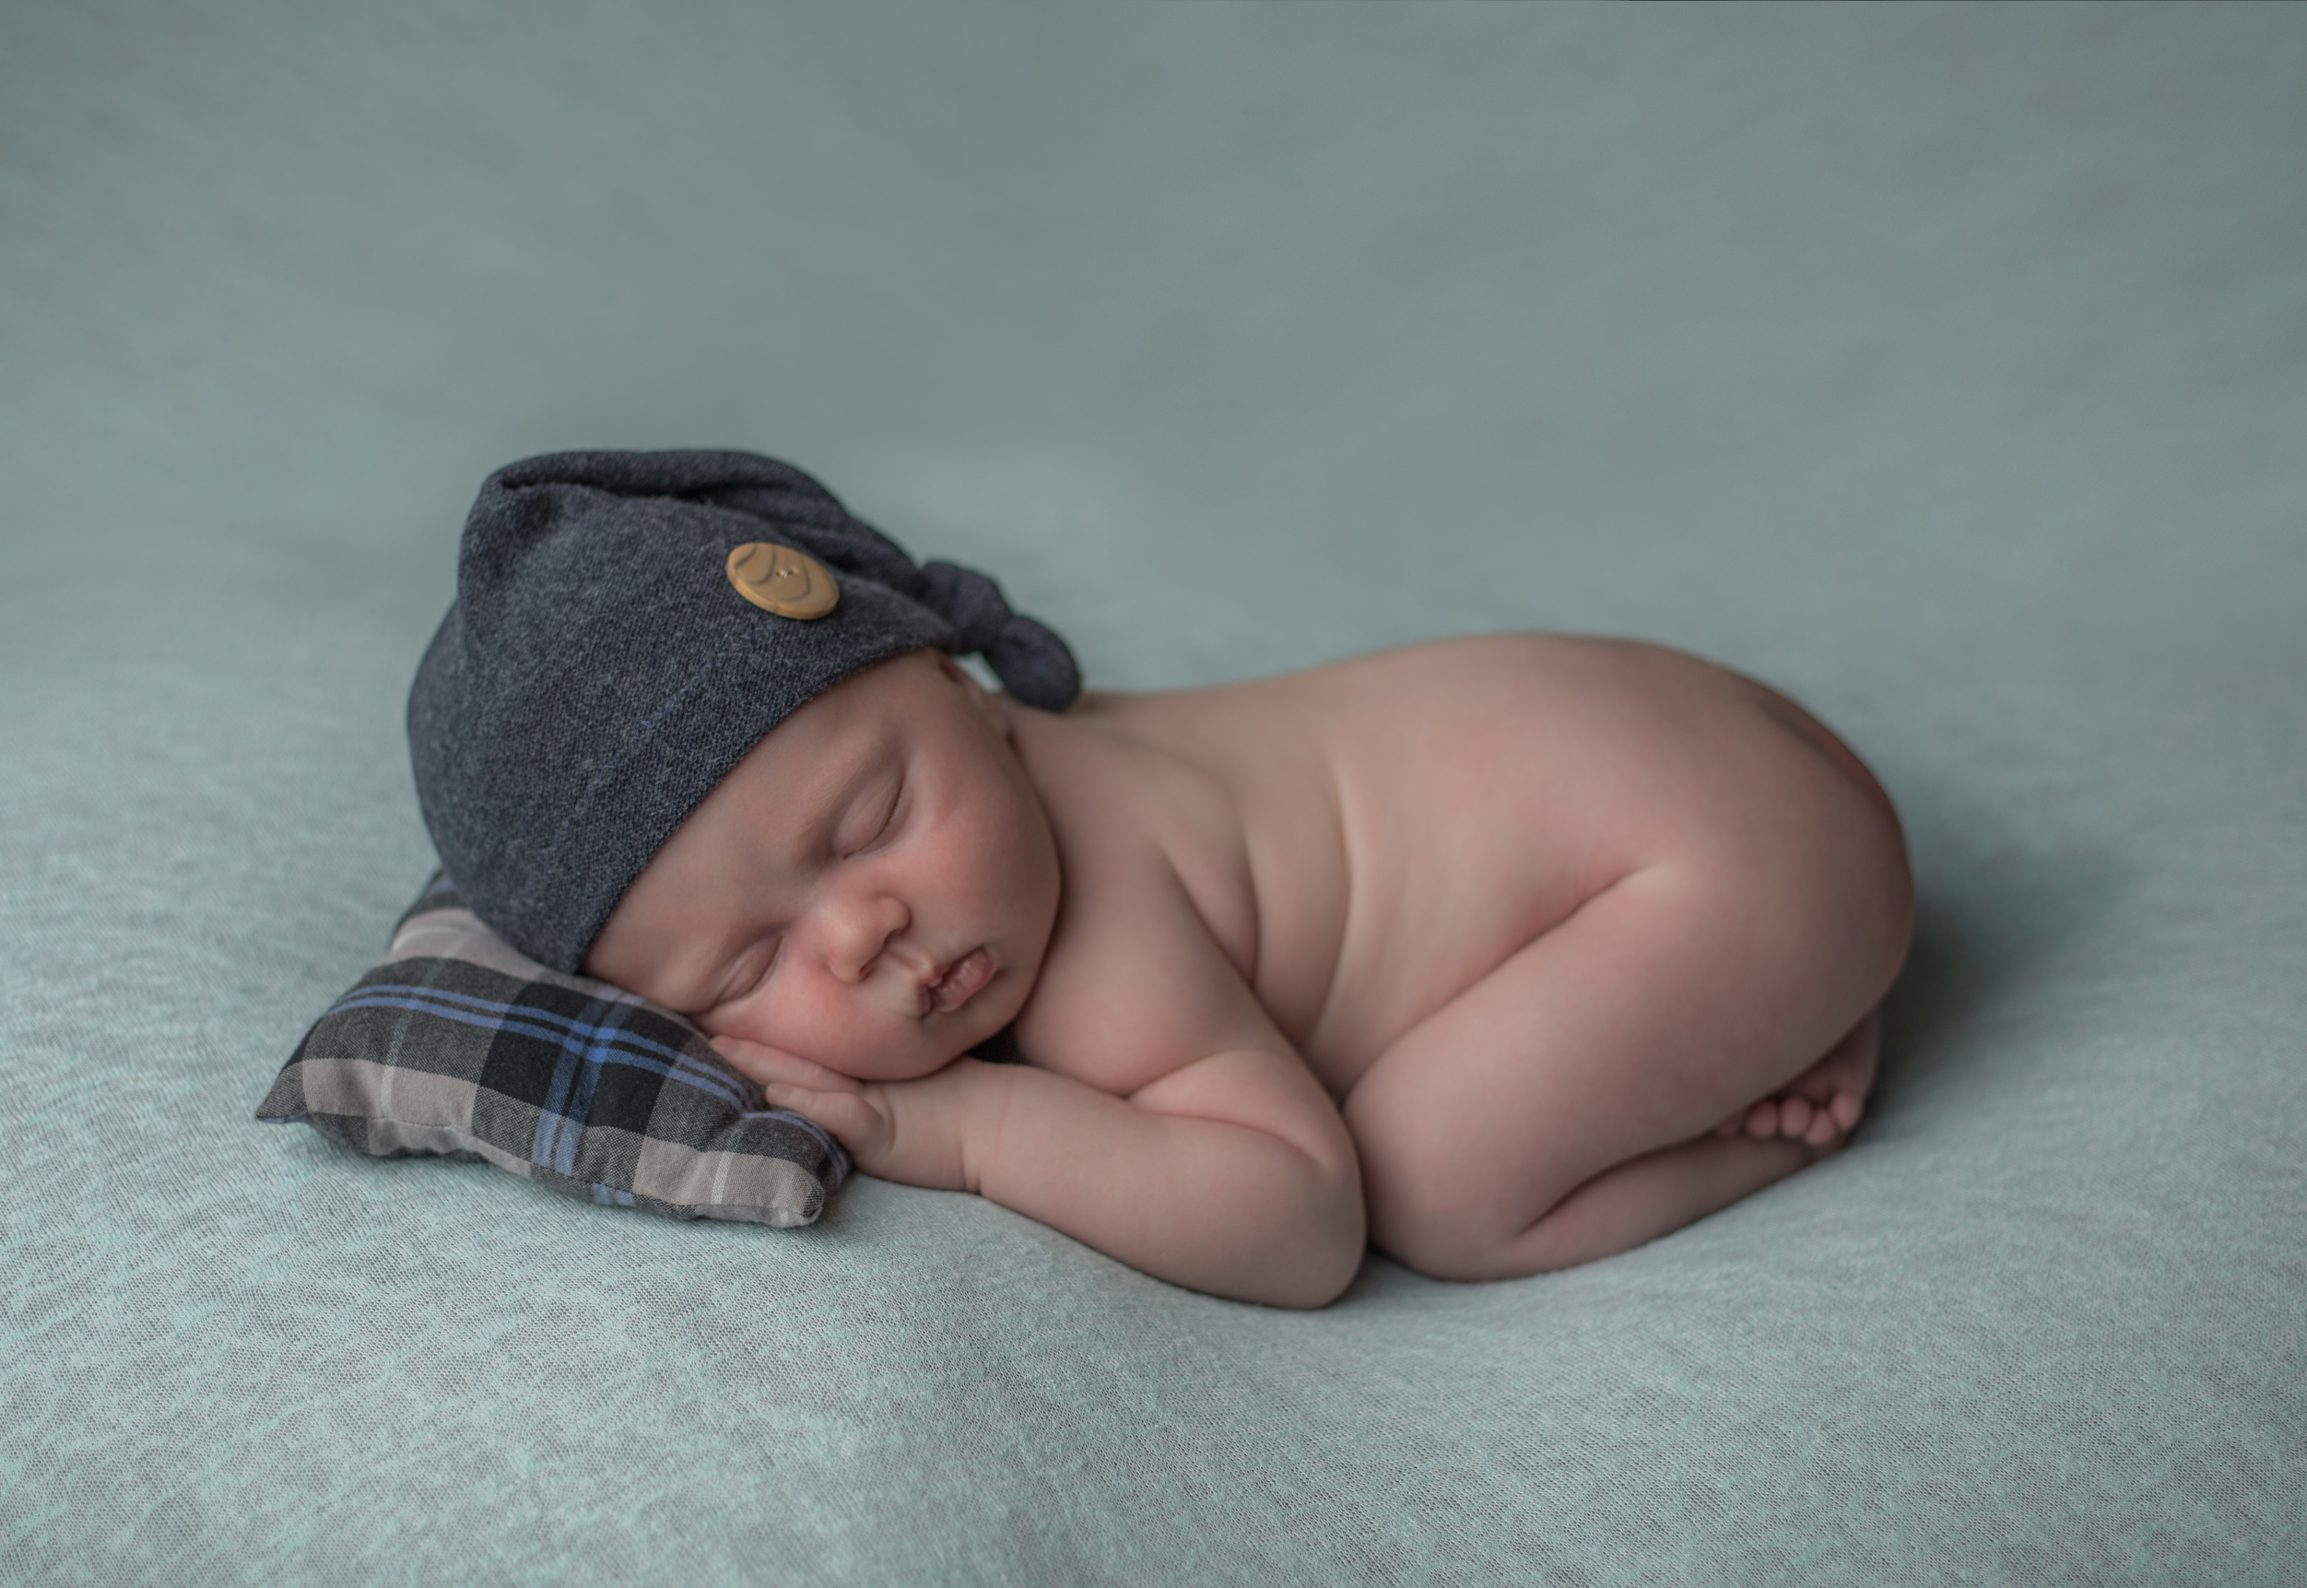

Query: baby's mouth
<box><xmin>921</xmin><ymin>947</ymin><xmax>995</xmax><ymax>1017</ymax></box>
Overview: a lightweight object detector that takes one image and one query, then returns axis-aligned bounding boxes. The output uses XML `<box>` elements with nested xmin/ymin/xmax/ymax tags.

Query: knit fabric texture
<box><xmin>406</xmin><ymin>448</ymin><xmax>1080</xmax><ymax>974</ymax></box>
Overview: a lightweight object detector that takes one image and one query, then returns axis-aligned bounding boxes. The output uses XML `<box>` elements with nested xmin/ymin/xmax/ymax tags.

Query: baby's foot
<box><xmin>1709</xmin><ymin>1006</ymin><xmax>1881</xmax><ymax>1149</ymax></box>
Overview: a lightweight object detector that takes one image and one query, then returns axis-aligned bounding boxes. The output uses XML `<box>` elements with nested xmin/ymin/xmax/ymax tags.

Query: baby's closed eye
<box><xmin>849</xmin><ymin>780</ymin><xmax>903</xmax><ymax>854</ymax></box>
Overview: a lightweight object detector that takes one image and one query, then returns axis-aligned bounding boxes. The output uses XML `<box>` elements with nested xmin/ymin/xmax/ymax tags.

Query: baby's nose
<box><xmin>832</xmin><ymin>893</ymin><xmax>910</xmax><ymax>982</ymax></box>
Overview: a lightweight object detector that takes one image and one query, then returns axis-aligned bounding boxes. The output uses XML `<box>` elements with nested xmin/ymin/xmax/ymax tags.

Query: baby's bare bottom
<box><xmin>1343</xmin><ymin>855</ymin><xmax>1908</xmax><ymax>1284</ymax></box>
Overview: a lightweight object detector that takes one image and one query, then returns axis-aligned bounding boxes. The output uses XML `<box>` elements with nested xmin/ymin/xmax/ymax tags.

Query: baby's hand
<box><xmin>707</xmin><ymin>1034</ymin><xmax>1001</xmax><ymax>1195</ymax></box>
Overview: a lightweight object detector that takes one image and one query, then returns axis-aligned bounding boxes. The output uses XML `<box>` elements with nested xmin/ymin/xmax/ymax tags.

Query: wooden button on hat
<box><xmin>726</xmin><ymin>541</ymin><xmax>840</xmax><ymax>619</ymax></box>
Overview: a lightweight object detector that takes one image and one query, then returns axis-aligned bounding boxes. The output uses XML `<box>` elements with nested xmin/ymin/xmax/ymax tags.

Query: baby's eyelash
<box><xmin>729</xmin><ymin>943</ymin><xmax>778</xmax><ymax>1002</ymax></box>
<box><xmin>854</xmin><ymin>783</ymin><xmax>903</xmax><ymax>854</ymax></box>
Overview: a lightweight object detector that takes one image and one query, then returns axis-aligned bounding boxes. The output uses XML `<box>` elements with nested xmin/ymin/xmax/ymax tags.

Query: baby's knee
<box><xmin>1348</xmin><ymin>1101</ymin><xmax>1534</xmax><ymax>1282</ymax></box>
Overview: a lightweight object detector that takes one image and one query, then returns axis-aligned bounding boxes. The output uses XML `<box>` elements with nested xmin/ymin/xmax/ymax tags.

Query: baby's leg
<box><xmin>1344</xmin><ymin>852</ymin><xmax>1911</xmax><ymax>1283</ymax></box>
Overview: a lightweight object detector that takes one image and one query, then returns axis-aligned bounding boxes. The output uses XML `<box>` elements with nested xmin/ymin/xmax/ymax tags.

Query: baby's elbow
<box><xmin>1274</xmin><ymin>1233</ymin><xmax>1366</xmax><ymax>1311</ymax></box>
<box><xmin>1267</xmin><ymin>1166</ymin><xmax>1368</xmax><ymax>1310</ymax></box>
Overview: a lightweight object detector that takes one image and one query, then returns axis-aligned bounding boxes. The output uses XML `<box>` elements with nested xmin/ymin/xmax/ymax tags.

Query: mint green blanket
<box><xmin>4</xmin><ymin>4</ymin><xmax>2299</xmax><ymax>1582</ymax></box>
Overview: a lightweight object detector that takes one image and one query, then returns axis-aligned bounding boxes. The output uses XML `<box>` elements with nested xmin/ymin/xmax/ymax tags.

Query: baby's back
<box><xmin>1009</xmin><ymin>631</ymin><xmax>1899</xmax><ymax>1104</ymax></box>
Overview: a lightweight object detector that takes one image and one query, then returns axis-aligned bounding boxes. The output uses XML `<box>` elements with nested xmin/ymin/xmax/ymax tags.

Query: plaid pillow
<box><xmin>255</xmin><ymin>870</ymin><xmax>850</xmax><ymax>1227</ymax></box>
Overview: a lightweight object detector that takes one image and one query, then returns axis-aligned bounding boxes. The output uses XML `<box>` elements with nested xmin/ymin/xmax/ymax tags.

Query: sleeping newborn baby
<box><xmin>411</xmin><ymin>450</ymin><xmax>1914</xmax><ymax>1310</ymax></box>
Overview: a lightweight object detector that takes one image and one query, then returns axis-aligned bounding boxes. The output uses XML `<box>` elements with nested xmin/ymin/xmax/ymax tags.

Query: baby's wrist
<box><xmin>952</xmin><ymin>1054</ymin><xmax>1019</xmax><ymax>1197</ymax></box>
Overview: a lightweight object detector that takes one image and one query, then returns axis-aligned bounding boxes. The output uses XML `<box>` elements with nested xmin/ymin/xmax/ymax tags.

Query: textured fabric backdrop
<box><xmin>4</xmin><ymin>3</ymin><xmax>2302</xmax><ymax>1584</ymax></box>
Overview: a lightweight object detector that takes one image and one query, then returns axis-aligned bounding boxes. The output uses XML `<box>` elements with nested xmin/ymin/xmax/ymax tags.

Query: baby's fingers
<box><xmin>756</xmin><ymin>1083</ymin><xmax>889</xmax><ymax>1161</ymax></box>
<box><xmin>709</xmin><ymin>1035</ymin><xmax>858</xmax><ymax>1093</ymax></box>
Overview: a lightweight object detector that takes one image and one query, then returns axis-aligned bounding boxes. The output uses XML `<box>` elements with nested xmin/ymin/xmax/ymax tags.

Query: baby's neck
<box><xmin>1002</xmin><ymin>683</ymin><xmax>1243</xmax><ymax>862</ymax></box>
<box><xmin>1002</xmin><ymin>687</ymin><xmax>1151</xmax><ymax>788</ymax></box>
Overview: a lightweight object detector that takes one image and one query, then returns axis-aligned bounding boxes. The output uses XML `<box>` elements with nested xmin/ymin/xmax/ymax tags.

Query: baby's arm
<box><xmin>977</xmin><ymin>855</ymin><xmax>1364</xmax><ymax>1308</ymax></box>
<box><xmin>974</xmin><ymin>1042</ymin><xmax>1364</xmax><ymax>1310</ymax></box>
<box><xmin>724</xmin><ymin>859</ymin><xmax>1367</xmax><ymax>1307</ymax></box>
<box><xmin>719</xmin><ymin>1033</ymin><xmax>1361</xmax><ymax>1308</ymax></box>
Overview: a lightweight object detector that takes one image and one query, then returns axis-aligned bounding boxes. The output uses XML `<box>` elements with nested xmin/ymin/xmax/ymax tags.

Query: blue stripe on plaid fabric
<box><xmin>537</xmin><ymin>993</ymin><xmax>624</xmax><ymax>1175</ymax></box>
<box><xmin>260</xmin><ymin>873</ymin><xmax>851</xmax><ymax>1226</ymax></box>
<box><xmin>321</xmin><ymin>981</ymin><xmax>854</xmax><ymax>1180</ymax></box>
<box><xmin>328</xmin><ymin>985</ymin><xmax>752</xmax><ymax>1108</ymax></box>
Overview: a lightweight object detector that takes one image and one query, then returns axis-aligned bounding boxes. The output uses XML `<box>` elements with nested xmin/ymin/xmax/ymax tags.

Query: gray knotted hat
<box><xmin>407</xmin><ymin>447</ymin><xmax>1080</xmax><ymax>975</ymax></box>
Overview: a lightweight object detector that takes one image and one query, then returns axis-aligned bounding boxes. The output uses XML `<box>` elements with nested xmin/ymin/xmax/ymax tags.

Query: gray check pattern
<box><xmin>256</xmin><ymin>872</ymin><xmax>850</xmax><ymax>1227</ymax></box>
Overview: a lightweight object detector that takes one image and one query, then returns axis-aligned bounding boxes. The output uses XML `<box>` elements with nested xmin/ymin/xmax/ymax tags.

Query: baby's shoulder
<box><xmin>1007</xmin><ymin>830</ymin><xmax>1294</xmax><ymax>1100</ymax></box>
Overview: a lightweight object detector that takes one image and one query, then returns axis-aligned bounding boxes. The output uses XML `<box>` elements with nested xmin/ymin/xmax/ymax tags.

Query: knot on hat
<box><xmin>918</xmin><ymin>559</ymin><xmax>1080</xmax><ymax>713</ymax></box>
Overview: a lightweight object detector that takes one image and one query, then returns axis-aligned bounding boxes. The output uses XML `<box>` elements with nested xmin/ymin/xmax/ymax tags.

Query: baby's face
<box><xmin>581</xmin><ymin>647</ymin><xmax>1061</xmax><ymax>1082</ymax></box>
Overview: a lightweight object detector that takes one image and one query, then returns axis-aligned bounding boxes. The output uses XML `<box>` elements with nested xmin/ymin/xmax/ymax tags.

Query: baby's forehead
<box><xmin>684</xmin><ymin>647</ymin><xmax>984</xmax><ymax>821</ymax></box>
<box><xmin>723</xmin><ymin>694</ymin><xmax>939</xmax><ymax>805</ymax></box>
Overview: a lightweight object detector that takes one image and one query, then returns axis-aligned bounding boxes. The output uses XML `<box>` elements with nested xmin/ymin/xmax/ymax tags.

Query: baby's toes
<box><xmin>1776</xmin><ymin>1095</ymin><xmax>1817</xmax><ymax>1139</ymax></box>
<box><xmin>1828</xmin><ymin>1088</ymin><xmax>1865</xmax><ymax>1134</ymax></box>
